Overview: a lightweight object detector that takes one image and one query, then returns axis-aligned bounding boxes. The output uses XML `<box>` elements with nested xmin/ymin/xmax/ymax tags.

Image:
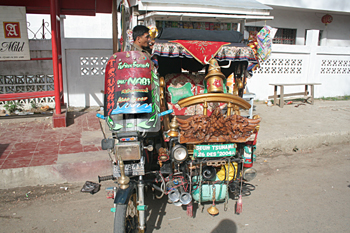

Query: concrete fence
<box><xmin>1</xmin><ymin>30</ymin><xmax>349</xmax><ymax>109</ymax></box>
<box><xmin>248</xmin><ymin>30</ymin><xmax>350</xmax><ymax>101</ymax></box>
<box><xmin>0</xmin><ymin>40</ymin><xmax>55</xmax><ymax>110</ymax></box>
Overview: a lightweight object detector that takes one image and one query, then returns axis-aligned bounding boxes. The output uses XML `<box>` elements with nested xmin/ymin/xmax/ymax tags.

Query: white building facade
<box><xmin>1</xmin><ymin>0</ymin><xmax>349</xmax><ymax>109</ymax></box>
<box><xmin>247</xmin><ymin>0</ymin><xmax>350</xmax><ymax>100</ymax></box>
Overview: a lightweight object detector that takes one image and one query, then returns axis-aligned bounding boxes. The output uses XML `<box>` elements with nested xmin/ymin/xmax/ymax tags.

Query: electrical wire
<box><xmin>229</xmin><ymin>182</ymin><xmax>255</xmax><ymax>197</ymax></box>
<box><xmin>155</xmin><ymin>172</ymin><xmax>166</xmax><ymax>199</ymax></box>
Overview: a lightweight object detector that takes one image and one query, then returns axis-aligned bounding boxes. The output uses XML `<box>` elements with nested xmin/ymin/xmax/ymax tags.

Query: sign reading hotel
<box><xmin>0</xmin><ymin>6</ymin><xmax>30</xmax><ymax>61</ymax></box>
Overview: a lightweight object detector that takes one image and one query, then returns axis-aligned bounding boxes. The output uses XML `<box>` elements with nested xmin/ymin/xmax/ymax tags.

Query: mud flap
<box><xmin>114</xmin><ymin>182</ymin><xmax>136</xmax><ymax>204</ymax></box>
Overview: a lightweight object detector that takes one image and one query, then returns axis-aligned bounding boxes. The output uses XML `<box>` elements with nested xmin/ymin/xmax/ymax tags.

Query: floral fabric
<box><xmin>153</xmin><ymin>42</ymin><xmax>258</xmax><ymax>71</ymax></box>
<box><xmin>169</xmin><ymin>40</ymin><xmax>230</xmax><ymax>64</ymax></box>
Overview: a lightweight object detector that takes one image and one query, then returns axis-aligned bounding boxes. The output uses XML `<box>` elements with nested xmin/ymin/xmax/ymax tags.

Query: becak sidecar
<box><xmin>98</xmin><ymin>28</ymin><xmax>261</xmax><ymax>233</ymax></box>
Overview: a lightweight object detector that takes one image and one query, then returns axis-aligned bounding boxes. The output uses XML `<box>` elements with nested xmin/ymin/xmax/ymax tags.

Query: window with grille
<box><xmin>245</xmin><ymin>26</ymin><xmax>297</xmax><ymax>45</ymax></box>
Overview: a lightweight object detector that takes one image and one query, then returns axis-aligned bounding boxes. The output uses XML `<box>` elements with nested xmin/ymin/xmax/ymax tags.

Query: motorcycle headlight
<box><xmin>243</xmin><ymin>168</ymin><xmax>257</xmax><ymax>182</ymax></box>
<box><xmin>115</xmin><ymin>141</ymin><xmax>141</xmax><ymax>161</ymax></box>
<box><xmin>172</xmin><ymin>145</ymin><xmax>188</xmax><ymax>163</ymax></box>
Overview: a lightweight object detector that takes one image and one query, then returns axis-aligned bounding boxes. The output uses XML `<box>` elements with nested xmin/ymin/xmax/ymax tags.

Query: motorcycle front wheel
<box><xmin>114</xmin><ymin>193</ymin><xmax>143</xmax><ymax>233</ymax></box>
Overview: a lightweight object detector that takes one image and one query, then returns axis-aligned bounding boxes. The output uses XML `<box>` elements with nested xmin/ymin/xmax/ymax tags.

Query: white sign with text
<box><xmin>0</xmin><ymin>6</ymin><xmax>30</xmax><ymax>61</ymax></box>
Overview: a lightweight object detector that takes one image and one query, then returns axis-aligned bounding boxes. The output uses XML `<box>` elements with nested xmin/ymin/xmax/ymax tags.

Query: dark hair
<box><xmin>132</xmin><ymin>25</ymin><xmax>149</xmax><ymax>41</ymax></box>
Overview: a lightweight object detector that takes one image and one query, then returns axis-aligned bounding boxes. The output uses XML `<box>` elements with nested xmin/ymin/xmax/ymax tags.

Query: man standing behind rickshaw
<box><xmin>131</xmin><ymin>25</ymin><xmax>158</xmax><ymax>72</ymax></box>
<box><xmin>131</xmin><ymin>25</ymin><xmax>152</xmax><ymax>59</ymax></box>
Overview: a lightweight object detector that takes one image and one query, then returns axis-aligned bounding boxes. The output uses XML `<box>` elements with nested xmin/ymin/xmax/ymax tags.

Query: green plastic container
<box><xmin>192</xmin><ymin>176</ymin><xmax>227</xmax><ymax>202</ymax></box>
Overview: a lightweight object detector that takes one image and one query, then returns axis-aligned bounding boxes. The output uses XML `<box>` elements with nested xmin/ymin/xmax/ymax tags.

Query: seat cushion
<box><xmin>165</xmin><ymin>73</ymin><xmax>226</xmax><ymax>116</ymax></box>
<box><xmin>165</xmin><ymin>73</ymin><xmax>202</xmax><ymax>115</ymax></box>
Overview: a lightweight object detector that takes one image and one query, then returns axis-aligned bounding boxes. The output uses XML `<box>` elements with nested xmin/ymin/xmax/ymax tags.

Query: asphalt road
<box><xmin>1</xmin><ymin>143</ymin><xmax>349</xmax><ymax>233</ymax></box>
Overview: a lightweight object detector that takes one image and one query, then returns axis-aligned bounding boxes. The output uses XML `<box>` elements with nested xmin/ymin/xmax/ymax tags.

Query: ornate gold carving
<box><xmin>158</xmin><ymin>147</ymin><xmax>168</xmax><ymax>162</ymax></box>
<box><xmin>168</xmin><ymin>116</ymin><xmax>179</xmax><ymax>137</ymax></box>
<box><xmin>233</xmin><ymin>78</ymin><xmax>244</xmax><ymax>96</ymax></box>
<box><xmin>234</xmin><ymin>105</ymin><xmax>240</xmax><ymax>116</ymax></box>
<box><xmin>117</xmin><ymin>161</ymin><xmax>130</xmax><ymax>189</ymax></box>
<box><xmin>114</xmin><ymin>146</ymin><xmax>130</xmax><ymax>189</ymax></box>
<box><xmin>159</xmin><ymin>76</ymin><xmax>170</xmax><ymax>131</ymax></box>
<box><xmin>207</xmin><ymin>187</ymin><xmax>219</xmax><ymax>216</ymax></box>
<box><xmin>177</xmin><ymin>93</ymin><xmax>251</xmax><ymax>110</ymax></box>
<box><xmin>205</xmin><ymin>59</ymin><xmax>226</xmax><ymax>93</ymax></box>
<box><xmin>227</xmin><ymin>102</ymin><xmax>232</xmax><ymax>116</ymax></box>
<box><xmin>159</xmin><ymin>76</ymin><xmax>165</xmax><ymax>87</ymax></box>
<box><xmin>253</xmin><ymin>115</ymin><xmax>260</xmax><ymax>132</ymax></box>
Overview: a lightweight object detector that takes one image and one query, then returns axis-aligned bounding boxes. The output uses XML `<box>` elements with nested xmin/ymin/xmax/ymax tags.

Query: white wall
<box><xmin>63</xmin><ymin>13</ymin><xmax>113</xmax><ymax>38</ymax></box>
<box><xmin>0</xmin><ymin>40</ymin><xmax>53</xmax><ymax>75</ymax></box>
<box><xmin>27</xmin><ymin>8</ymin><xmax>350</xmax><ymax>47</ymax></box>
<box><xmin>59</xmin><ymin>30</ymin><xmax>350</xmax><ymax>107</ymax></box>
<box><xmin>23</xmin><ymin>11</ymin><xmax>350</xmax><ymax>107</ymax></box>
<box><xmin>27</xmin><ymin>13</ymin><xmax>114</xmax><ymax>39</ymax></box>
<box><xmin>246</xmin><ymin>8</ymin><xmax>350</xmax><ymax>47</ymax></box>
<box><xmin>248</xmin><ymin>30</ymin><xmax>350</xmax><ymax>101</ymax></box>
<box><xmin>0</xmin><ymin>40</ymin><xmax>55</xmax><ymax>110</ymax></box>
<box><xmin>257</xmin><ymin>0</ymin><xmax>350</xmax><ymax>13</ymax></box>
<box><xmin>61</xmin><ymin>38</ymin><xmax>113</xmax><ymax>107</ymax></box>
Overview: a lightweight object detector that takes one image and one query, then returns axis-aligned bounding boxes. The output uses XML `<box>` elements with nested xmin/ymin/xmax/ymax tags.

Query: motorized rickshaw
<box><xmin>97</xmin><ymin>28</ymin><xmax>261</xmax><ymax>233</ymax></box>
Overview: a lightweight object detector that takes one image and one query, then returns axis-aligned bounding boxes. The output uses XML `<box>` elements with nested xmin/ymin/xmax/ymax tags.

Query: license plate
<box><xmin>113</xmin><ymin>162</ymin><xmax>145</xmax><ymax>177</ymax></box>
<box><xmin>193</xmin><ymin>144</ymin><xmax>236</xmax><ymax>158</ymax></box>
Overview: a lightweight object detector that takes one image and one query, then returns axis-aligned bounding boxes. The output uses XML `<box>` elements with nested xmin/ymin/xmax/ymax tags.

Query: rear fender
<box><xmin>114</xmin><ymin>182</ymin><xmax>136</xmax><ymax>204</ymax></box>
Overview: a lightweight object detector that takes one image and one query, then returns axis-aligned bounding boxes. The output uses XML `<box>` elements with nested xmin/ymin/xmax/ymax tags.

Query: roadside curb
<box><xmin>0</xmin><ymin>151</ymin><xmax>112</xmax><ymax>189</ymax></box>
<box><xmin>3</xmin><ymin>130</ymin><xmax>349</xmax><ymax>189</ymax></box>
<box><xmin>256</xmin><ymin>131</ymin><xmax>350</xmax><ymax>155</ymax></box>
<box><xmin>1</xmin><ymin>100</ymin><xmax>349</xmax><ymax>189</ymax></box>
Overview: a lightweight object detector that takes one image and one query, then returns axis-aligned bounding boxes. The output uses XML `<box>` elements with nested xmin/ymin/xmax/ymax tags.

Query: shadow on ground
<box><xmin>66</xmin><ymin>107</ymin><xmax>99</xmax><ymax>127</ymax></box>
<box><xmin>211</xmin><ymin>219</ymin><xmax>237</xmax><ymax>233</ymax></box>
<box><xmin>0</xmin><ymin>144</ymin><xmax>9</xmax><ymax>158</ymax></box>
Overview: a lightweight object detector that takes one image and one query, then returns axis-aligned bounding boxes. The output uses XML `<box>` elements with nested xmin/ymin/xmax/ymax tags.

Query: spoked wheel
<box><xmin>114</xmin><ymin>193</ymin><xmax>143</xmax><ymax>233</ymax></box>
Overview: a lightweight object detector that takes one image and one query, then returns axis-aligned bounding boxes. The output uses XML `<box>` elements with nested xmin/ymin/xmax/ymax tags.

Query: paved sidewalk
<box><xmin>0</xmin><ymin>110</ymin><xmax>111</xmax><ymax>189</ymax></box>
<box><xmin>253</xmin><ymin>100</ymin><xmax>350</xmax><ymax>154</ymax></box>
<box><xmin>0</xmin><ymin>111</ymin><xmax>102</xmax><ymax>169</ymax></box>
<box><xmin>0</xmin><ymin>100</ymin><xmax>349</xmax><ymax>188</ymax></box>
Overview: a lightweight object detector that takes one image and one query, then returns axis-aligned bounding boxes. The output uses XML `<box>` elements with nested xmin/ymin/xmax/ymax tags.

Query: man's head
<box><xmin>132</xmin><ymin>25</ymin><xmax>150</xmax><ymax>48</ymax></box>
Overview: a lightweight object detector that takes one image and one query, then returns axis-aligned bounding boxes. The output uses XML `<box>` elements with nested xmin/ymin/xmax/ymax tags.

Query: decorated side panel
<box><xmin>104</xmin><ymin>51</ymin><xmax>160</xmax><ymax>132</ymax></box>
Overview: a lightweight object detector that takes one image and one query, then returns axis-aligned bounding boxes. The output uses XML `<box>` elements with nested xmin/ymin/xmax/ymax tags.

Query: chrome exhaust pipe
<box><xmin>168</xmin><ymin>189</ymin><xmax>180</xmax><ymax>203</ymax></box>
<box><xmin>179</xmin><ymin>191</ymin><xmax>192</xmax><ymax>205</ymax></box>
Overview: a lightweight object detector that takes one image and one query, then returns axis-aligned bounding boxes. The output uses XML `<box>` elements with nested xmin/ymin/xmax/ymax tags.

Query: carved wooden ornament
<box><xmin>177</xmin><ymin>107</ymin><xmax>261</xmax><ymax>144</ymax></box>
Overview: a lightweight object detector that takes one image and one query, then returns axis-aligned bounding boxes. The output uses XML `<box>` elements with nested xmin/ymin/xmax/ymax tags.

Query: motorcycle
<box><xmin>96</xmin><ymin>33</ymin><xmax>261</xmax><ymax>233</ymax></box>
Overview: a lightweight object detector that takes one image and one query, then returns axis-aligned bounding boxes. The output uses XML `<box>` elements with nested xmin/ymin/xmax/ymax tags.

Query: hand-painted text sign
<box><xmin>104</xmin><ymin>51</ymin><xmax>160</xmax><ymax>132</ymax></box>
<box><xmin>193</xmin><ymin>144</ymin><xmax>236</xmax><ymax>157</ymax></box>
<box><xmin>104</xmin><ymin>51</ymin><xmax>153</xmax><ymax>116</ymax></box>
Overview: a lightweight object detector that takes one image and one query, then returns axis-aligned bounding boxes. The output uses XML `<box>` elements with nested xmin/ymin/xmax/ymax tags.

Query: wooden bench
<box><xmin>268</xmin><ymin>83</ymin><xmax>321</xmax><ymax>108</ymax></box>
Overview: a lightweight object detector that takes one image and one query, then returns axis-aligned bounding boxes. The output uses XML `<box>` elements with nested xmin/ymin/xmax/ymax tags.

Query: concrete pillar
<box><xmin>239</xmin><ymin>19</ymin><xmax>246</xmax><ymax>34</ymax></box>
<box><xmin>305</xmin><ymin>30</ymin><xmax>319</xmax><ymax>84</ymax></box>
<box><xmin>112</xmin><ymin>0</ymin><xmax>119</xmax><ymax>53</ymax></box>
<box><xmin>305</xmin><ymin>30</ymin><xmax>319</xmax><ymax>46</ymax></box>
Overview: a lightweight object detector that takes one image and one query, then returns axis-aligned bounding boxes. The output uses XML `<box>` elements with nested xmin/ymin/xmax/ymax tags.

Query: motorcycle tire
<box><xmin>114</xmin><ymin>193</ymin><xmax>144</xmax><ymax>233</ymax></box>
